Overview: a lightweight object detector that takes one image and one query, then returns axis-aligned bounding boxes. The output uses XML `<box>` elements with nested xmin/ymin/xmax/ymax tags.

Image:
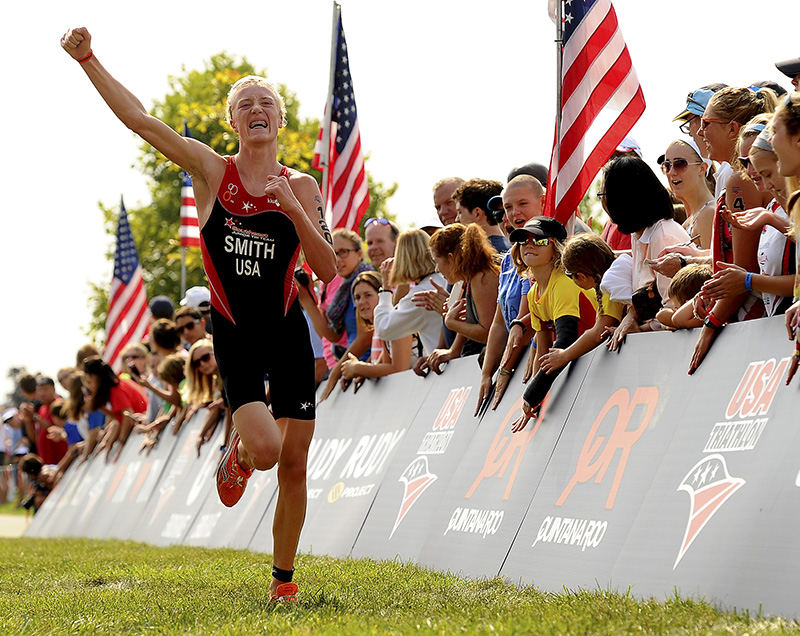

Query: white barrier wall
<box><xmin>25</xmin><ymin>315</ymin><xmax>800</xmax><ymax>617</ymax></box>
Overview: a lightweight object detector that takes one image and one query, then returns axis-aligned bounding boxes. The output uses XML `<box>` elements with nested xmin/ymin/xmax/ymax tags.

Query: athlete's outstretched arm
<box><xmin>61</xmin><ymin>28</ymin><xmax>220</xmax><ymax>195</ymax></box>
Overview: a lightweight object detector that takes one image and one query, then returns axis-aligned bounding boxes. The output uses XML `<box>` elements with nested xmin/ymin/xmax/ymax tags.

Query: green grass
<box><xmin>0</xmin><ymin>538</ymin><xmax>797</xmax><ymax>635</ymax></box>
<box><xmin>0</xmin><ymin>500</ymin><xmax>30</xmax><ymax>516</ymax></box>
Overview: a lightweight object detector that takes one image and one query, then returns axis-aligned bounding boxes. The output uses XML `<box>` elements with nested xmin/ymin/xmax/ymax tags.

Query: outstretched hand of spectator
<box><xmin>702</xmin><ymin>262</ymin><xmax>747</xmax><ymax>300</ymax></box>
<box><xmin>785</xmin><ymin>300</ymin><xmax>800</xmax><ymax>340</ymax></box>
<box><xmin>428</xmin><ymin>348</ymin><xmax>456</xmax><ymax>375</ymax></box>
<box><xmin>539</xmin><ymin>348</ymin><xmax>568</xmax><ymax>375</ymax></box>
<box><xmin>726</xmin><ymin>207</ymin><xmax>771</xmax><ymax>231</ymax></box>
<box><xmin>511</xmin><ymin>401</ymin><xmax>540</xmax><ymax>433</ymax></box>
<box><xmin>413</xmin><ymin>356</ymin><xmax>430</xmax><ymax>377</ymax></box>
<box><xmin>411</xmin><ymin>279</ymin><xmax>449</xmax><ymax>316</ymax></box>
<box><xmin>340</xmin><ymin>352</ymin><xmax>361</xmax><ymax>380</ymax></box>
<box><xmin>47</xmin><ymin>426</ymin><xmax>67</xmax><ymax>443</ymax></box>
<box><xmin>646</xmin><ymin>253</ymin><xmax>684</xmax><ymax>278</ymax></box>
<box><xmin>605</xmin><ymin>310</ymin><xmax>639</xmax><ymax>352</ymax></box>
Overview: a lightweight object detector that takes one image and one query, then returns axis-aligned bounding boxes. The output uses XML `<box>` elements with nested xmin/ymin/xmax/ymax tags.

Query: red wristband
<box><xmin>77</xmin><ymin>49</ymin><xmax>93</xmax><ymax>64</ymax></box>
<box><xmin>706</xmin><ymin>311</ymin><xmax>724</xmax><ymax>328</ymax></box>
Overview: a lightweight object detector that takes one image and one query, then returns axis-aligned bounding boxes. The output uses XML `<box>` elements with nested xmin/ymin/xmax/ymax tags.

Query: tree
<box><xmin>87</xmin><ymin>53</ymin><xmax>396</xmax><ymax>337</ymax></box>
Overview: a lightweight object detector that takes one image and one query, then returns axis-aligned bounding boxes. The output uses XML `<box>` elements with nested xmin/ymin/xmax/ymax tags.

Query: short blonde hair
<box><xmin>226</xmin><ymin>75</ymin><xmax>287</xmax><ymax>129</ymax></box>
<box><xmin>390</xmin><ymin>230</ymin><xmax>436</xmax><ymax>286</ymax></box>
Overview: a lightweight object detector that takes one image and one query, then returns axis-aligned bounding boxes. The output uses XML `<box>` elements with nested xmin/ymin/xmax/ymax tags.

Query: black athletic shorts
<box><xmin>210</xmin><ymin>302</ymin><xmax>316</xmax><ymax>420</ymax></box>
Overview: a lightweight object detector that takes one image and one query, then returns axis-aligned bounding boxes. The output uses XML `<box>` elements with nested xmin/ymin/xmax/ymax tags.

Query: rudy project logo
<box><xmin>389</xmin><ymin>456</ymin><xmax>437</xmax><ymax>538</ymax></box>
<box><xmin>673</xmin><ymin>454</ymin><xmax>744</xmax><ymax>569</ymax></box>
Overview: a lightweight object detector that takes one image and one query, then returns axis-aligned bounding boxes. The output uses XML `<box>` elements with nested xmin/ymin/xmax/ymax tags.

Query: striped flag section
<box><xmin>545</xmin><ymin>0</ymin><xmax>646</xmax><ymax>225</ymax></box>
<box><xmin>180</xmin><ymin>121</ymin><xmax>200</xmax><ymax>247</ymax></box>
<box><xmin>104</xmin><ymin>198</ymin><xmax>150</xmax><ymax>372</ymax></box>
<box><xmin>312</xmin><ymin>8</ymin><xmax>369</xmax><ymax>231</ymax></box>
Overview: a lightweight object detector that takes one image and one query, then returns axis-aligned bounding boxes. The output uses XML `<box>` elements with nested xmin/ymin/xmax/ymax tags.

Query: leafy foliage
<box><xmin>87</xmin><ymin>53</ymin><xmax>395</xmax><ymax>338</ymax></box>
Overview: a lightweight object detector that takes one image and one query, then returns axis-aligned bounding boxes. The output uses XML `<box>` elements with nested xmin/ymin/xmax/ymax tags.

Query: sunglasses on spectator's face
<box><xmin>660</xmin><ymin>158</ymin><xmax>702</xmax><ymax>173</ymax></box>
<box><xmin>365</xmin><ymin>217</ymin><xmax>390</xmax><ymax>228</ymax></box>
<box><xmin>334</xmin><ymin>247</ymin><xmax>357</xmax><ymax>258</ymax></box>
<box><xmin>516</xmin><ymin>237</ymin><xmax>551</xmax><ymax>247</ymax></box>
<box><xmin>123</xmin><ymin>354</ymin><xmax>144</xmax><ymax>361</ymax></box>
<box><xmin>700</xmin><ymin>117</ymin><xmax>729</xmax><ymax>130</ymax></box>
<box><xmin>177</xmin><ymin>320</ymin><xmax>199</xmax><ymax>334</ymax></box>
<box><xmin>191</xmin><ymin>352</ymin><xmax>212</xmax><ymax>367</ymax></box>
<box><xmin>678</xmin><ymin>118</ymin><xmax>695</xmax><ymax>135</ymax></box>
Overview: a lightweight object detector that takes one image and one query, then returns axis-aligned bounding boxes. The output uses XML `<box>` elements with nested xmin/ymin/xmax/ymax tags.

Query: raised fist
<box><xmin>61</xmin><ymin>27</ymin><xmax>92</xmax><ymax>61</ymax></box>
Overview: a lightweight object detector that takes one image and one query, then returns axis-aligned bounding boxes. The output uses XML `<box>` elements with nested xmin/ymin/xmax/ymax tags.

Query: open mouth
<box><xmin>249</xmin><ymin>120</ymin><xmax>268</xmax><ymax>129</ymax></box>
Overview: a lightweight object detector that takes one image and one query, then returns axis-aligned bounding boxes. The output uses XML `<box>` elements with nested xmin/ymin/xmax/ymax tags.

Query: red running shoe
<box><xmin>270</xmin><ymin>582</ymin><xmax>299</xmax><ymax>603</ymax></box>
<box><xmin>216</xmin><ymin>431</ymin><xmax>252</xmax><ymax>507</ymax></box>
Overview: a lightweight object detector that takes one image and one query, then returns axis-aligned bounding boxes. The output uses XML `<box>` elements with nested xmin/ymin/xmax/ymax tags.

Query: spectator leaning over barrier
<box><xmin>184</xmin><ymin>340</ymin><xmax>230</xmax><ymax>457</ymax></box>
<box><xmin>768</xmin><ymin>93</ymin><xmax>800</xmax><ymax>375</ymax></box>
<box><xmin>138</xmin><ymin>354</ymin><xmax>189</xmax><ymax>454</ymax></box>
<box><xmin>83</xmin><ymin>356</ymin><xmax>146</xmax><ymax>462</ymax></box>
<box><xmin>704</xmin><ymin>128</ymin><xmax>796</xmax><ymax>318</ymax></box>
<box><xmin>474</xmin><ymin>175</ymin><xmax>543</xmax><ymax>414</ymax></box>
<box><xmin>689</xmin><ymin>89</ymin><xmax>782</xmax><ymax>374</ymax></box>
<box><xmin>601</xmin><ymin>156</ymin><xmax>690</xmax><ymax>351</ymax></box>
<box><xmin>16</xmin><ymin>374</ymin><xmax>38</xmax><ymax>455</ymax></box>
<box><xmin>784</xmin><ymin>191</ymin><xmax>800</xmax><ymax>384</ymax></box>
<box><xmin>420</xmin><ymin>223</ymin><xmax>500</xmax><ymax>374</ymax></box>
<box><xmin>656</xmin><ymin>264</ymin><xmax>713</xmax><ymax>330</ymax></box>
<box><xmin>339</xmin><ymin>270</ymin><xmax>416</xmax><ymax>389</ymax></box>
<box><xmin>373</xmin><ymin>229</ymin><xmax>447</xmax><ymax>361</ymax></box>
<box><xmin>175</xmin><ymin>306</ymin><xmax>210</xmax><ymax>348</ymax></box>
<box><xmin>537</xmin><ymin>233</ymin><xmax>623</xmax><ymax>375</ymax></box>
<box><xmin>432</xmin><ymin>177</ymin><xmax>464</xmax><ymax>226</ymax></box>
<box><xmin>508</xmin><ymin>217</ymin><xmax>597</xmax><ymax>432</ymax></box>
<box><xmin>300</xmin><ymin>228</ymin><xmax>373</xmax><ymax>364</ymax></box>
<box><xmin>32</xmin><ymin>376</ymin><xmax>67</xmax><ymax>467</ymax></box>
<box><xmin>660</xmin><ymin>139</ymin><xmax>715</xmax><ymax>250</ymax></box>
<box><xmin>64</xmin><ymin>371</ymin><xmax>103</xmax><ymax>462</ymax></box>
<box><xmin>47</xmin><ymin>402</ymin><xmax>84</xmax><ymax>470</ymax></box>
<box><xmin>452</xmin><ymin>179</ymin><xmax>509</xmax><ymax>254</ymax></box>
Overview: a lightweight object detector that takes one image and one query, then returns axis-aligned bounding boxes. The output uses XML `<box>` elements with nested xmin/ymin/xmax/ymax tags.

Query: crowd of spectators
<box><xmin>5</xmin><ymin>57</ymin><xmax>800</xmax><ymax>512</ymax></box>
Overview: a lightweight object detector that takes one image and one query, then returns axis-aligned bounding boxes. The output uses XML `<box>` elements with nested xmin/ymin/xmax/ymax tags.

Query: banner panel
<box><xmin>352</xmin><ymin>355</ymin><xmax>499</xmax><ymax>563</ymax></box>
<box><xmin>249</xmin><ymin>369</ymin><xmax>431</xmax><ymax>557</ymax></box>
<box><xmin>417</xmin><ymin>351</ymin><xmax>593</xmax><ymax>577</ymax></box>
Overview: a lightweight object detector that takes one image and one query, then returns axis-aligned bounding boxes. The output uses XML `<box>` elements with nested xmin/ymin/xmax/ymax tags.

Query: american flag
<box><xmin>312</xmin><ymin>8</ymin><xmax>369</xmax><ymax>230</ymax></box>
<box><xmin>545</xmin><ymin>0</ymin><xmax>646</xmax><ymax>224</ymax></box>
<box><xmin>180</xmin><ymin>121</ymin><xmax>200</xmax><ymax>247</ymax></box>
<box><xmin>104</xmin><ymin>198</ymin><xmax>150</xmax><ymax>372</ymax></box>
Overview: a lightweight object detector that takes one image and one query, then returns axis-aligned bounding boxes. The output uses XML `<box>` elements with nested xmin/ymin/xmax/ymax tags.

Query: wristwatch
<box><xmin>509</xmin><ymin>319</ymin><xmax>528</xmax><ymax>333</ymax></box>
<box><xmin>378</xmin><ymin>288</ymin><xmax>393</xmax><ymax>294</ymax></box>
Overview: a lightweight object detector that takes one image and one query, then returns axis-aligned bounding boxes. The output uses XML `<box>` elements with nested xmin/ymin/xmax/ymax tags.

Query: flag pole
<box><xmin>555</xmin><ymin>0</ymin><xmax>563</xmax><ymax>172</ymax></box>
<box><xmin>321</xmin><ymin>1</ymin><xmax>340</xmax><ymax>213</ymax></box>
<box><xmin>180</xmin><ymin>247</ymin><xmax>187</xmax><ymax>299</ymax></box>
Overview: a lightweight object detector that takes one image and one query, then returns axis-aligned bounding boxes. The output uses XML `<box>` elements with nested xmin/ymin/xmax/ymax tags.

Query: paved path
<box><xmin>0</xmin><ymin>514</ymin><xmax>29</xmax><ymax>538</ymax></box>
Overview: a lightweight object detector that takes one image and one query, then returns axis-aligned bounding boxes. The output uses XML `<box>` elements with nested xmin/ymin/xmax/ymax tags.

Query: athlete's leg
<box><xmin>271</xmin><ymin>416</ymin><xmax>314</xmax><ymax>596</ymax></box>
<box><xmin>233</xmin><ymin>402</ymin><xmax>282</xmax><ymax>471</ymax></box>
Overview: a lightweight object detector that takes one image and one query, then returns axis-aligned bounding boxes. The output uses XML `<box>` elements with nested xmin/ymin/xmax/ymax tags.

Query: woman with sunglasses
<box><xmin>602</xmin><ymin>156</ymin><xmax>690</xmax><ymax>352</ymax></box>
<box><xmin>299</xmin><ymin>228</ymin><xmax>374</xmax><ymax>400</ymax></box>
<box><xmin>508</xmin><ymin>218</ymin><xmax>597</xmax><ymax>433</ymax></box>
<box><xmin>689</xmin><ymin>89</ymin><xmax>779</xmax><ymax>374</ymax></box>
<box><xmin>661</xmin><ymin>139</ymin><xmax>715</xmax><ymax>250</ymax></box>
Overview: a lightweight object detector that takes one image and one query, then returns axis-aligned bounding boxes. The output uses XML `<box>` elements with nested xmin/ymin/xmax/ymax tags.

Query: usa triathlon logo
<box><xmin>673</xmin><ymin>454</ymin><xmax>744</xmax><ymax>569</ymax></box>
<box><xmin>389</xmin><ymin>456</ymin><xmax>437</xmax><ymax>538</ymax></box>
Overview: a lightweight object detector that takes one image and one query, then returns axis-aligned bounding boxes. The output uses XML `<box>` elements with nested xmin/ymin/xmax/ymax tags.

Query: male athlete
<box><xmin>62</xmin><ymin>27</ymin><xmax>336</xmax><ymax>603</ymax></box>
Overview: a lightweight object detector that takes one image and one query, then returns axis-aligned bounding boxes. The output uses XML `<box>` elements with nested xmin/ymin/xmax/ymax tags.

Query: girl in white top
<box><xmin>601</xmin><ymin>156</ymin><xmax>690</xmax><ymax>350</ymax></box>
<box><xmin>373</xmin><ymin>229</ymin><xmax>447</xmax><ymax>358</ymax></box>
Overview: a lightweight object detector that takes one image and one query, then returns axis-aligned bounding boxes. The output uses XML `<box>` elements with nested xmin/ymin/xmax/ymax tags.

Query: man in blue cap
<box><xmin>673</xmin><ymin>83</ymin><xmax>728</xmax><ymax>157</ymax></box>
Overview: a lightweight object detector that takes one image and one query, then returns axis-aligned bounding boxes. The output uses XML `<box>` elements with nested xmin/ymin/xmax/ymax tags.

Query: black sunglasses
<box><xmin>177</xmin><ymin>320</ymin><xmax>200</xmax><ymax>334</ymax></box>
<box><xmin>191</xmin><ymin>352</ymin><xmax>212</xmax><ymax>367</ymax></box>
